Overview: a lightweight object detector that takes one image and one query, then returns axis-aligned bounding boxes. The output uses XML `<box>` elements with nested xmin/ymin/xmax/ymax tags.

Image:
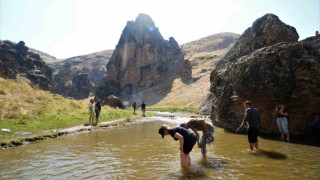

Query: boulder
<box><xmin>210</xmin><ymin>42</ymin><xmax>320</xmax><ymax>134</ymax></box>
<box><xmin>206</xmin><ymin>14</ymin><xmax>319</xmax><ymax>135</ymax></box>
<box><xmin>103</xmin><ymin>95</ymin><xmax>125</xmax><ymax>109</ymax></box>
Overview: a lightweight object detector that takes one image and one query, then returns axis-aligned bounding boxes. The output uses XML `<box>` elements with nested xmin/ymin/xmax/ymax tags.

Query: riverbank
<box><xmin>0</xmin><ymin>111</ymin><xmax>155</xmax><ymax>149</ymax></box>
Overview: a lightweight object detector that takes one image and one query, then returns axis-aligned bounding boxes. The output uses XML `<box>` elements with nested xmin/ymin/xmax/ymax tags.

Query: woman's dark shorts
<box><xmin>183</xmin><ymin>134</ymin><xmax>197</xmax><ymax>154</ymax></box>
<box><xmin>248</xmin><ymin>127</ymin><xmax>260</xmax><ymax>143</ymax></box>
<box><xmin>95</xmin><ymin>110</ymin><xmax>100</xmax><ymax>118</ymax></box>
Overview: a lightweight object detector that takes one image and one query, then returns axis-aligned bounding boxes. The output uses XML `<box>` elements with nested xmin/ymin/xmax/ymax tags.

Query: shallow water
<box><xmin>1</xmin><ymin>114</ymin><xmax>320</xmax><ymax>179</ymax></box>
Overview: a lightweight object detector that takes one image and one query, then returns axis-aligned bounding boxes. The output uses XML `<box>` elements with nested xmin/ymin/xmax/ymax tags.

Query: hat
<box><xmin>158</xmin><ymin>126</ymin><xmax>166</xmax><ymax>138</ymax></box>
<box><xmin>180</xmin><ymin>123</ymin><xmax>186</xmax><ymax>128</ymax></box>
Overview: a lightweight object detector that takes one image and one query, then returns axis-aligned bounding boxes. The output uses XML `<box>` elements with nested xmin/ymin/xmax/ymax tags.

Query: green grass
<box><xmin>0</xmin><ymin>77</ymin><xmax>137</xmax><ymax>142</ymax></box>
<box><xmin>197</xmin><ymin>54</ymin><xmax>217</xmax><ymax>60</ymax></box>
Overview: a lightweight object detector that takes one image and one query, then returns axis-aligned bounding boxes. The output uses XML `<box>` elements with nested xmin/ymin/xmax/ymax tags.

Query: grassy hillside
<box><xmin>0</xmin><ymin>77</ymin><xmax>132</xmax><ymax>142</ymax></box>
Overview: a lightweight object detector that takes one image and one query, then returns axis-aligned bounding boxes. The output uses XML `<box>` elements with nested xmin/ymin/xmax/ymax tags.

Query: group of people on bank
<box><xmin>88</xmin><ymin>99</ymin><xmax>102</xmax><ymax>125</ymax></box>
<box><xmin>132</xmin><ymin>101</ymin><xmax>146</xmax><ymax>116</ymax></box>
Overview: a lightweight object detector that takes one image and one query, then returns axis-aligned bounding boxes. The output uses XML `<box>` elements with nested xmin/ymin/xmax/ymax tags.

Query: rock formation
<box><xmin>206</xmin><ymin>14</ymin><xmax>320</xmax><ymax>135</ymax></box>
<box><xmin>103</xmin><ymin>95</ymin><xmax>125</xmax><ymax>109</ymax></box>
<box><xmin>95</xmin><ymin>13</ymin><xmax>191</xmax><ymax>101</ymax></box>
<box><xmin>51</xmin><ymin>50</ymin><xmax>113</xmax><ymax>99</ymax></box>
<box><xmin>0</xmin><ymin>40</ymin><xmax>53</xmax><ymax>90</ymax></box>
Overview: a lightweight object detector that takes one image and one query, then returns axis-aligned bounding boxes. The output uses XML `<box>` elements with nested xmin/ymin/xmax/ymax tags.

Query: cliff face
<box><xmin>0</xmin><ymin>40</ymin><xmax>53</xmax><ymax>90</ymax></box>
<box><xmin>95</xmin><ymin>14</ymin><xmax>191</xmax><ymax>100</ymax></box>
<box><xmin>206</xmin><ymin>14</ymin><xmax>320</xmax><ymax>135</ymax></box>
<box><xmin>51</xmin><ymin>50</ymin><xmax>113</xmax><ymax>99</ymax></box>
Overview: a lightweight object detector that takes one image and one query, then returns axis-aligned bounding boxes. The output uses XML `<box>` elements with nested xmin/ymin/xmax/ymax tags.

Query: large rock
<box><xmin>51</xmin><ymin>50</ymin><xmax>113</xmax><ymax>99</ymax></box>
<box><xmin>300</xmin><ymin>36</ymin><xmax>320</xmax><ymax>54</ymax></box>
<box><xmin>103</xmin><ymin>95</ymin><xmax>125</xmax><ymax>109</ymax></box>
<box><xmin>0</xmin><ymin>40</ymin><xmax>53</xmax><ymax>90</ymax></box>
<box><xmin>95</xmin><ymin>13</ymin><xmax>191</xmax><ymax>100</ymax></box>
<box><xmin>207</xmin><ymin>14</ymin><xmax>319</xmax><ymax>135</ymax></box>
<box><xmin>217</xmin><ymin>14</ymin><xmax>299</xmax><ymax>68</ymax></box>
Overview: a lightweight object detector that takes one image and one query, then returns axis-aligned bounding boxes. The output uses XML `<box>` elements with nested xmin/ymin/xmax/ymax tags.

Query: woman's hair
<box><xmin>275</xmin><ymin>104</ymin><xmax>286</xmax><ymax>113</ymax></box>
<box><xmin>162</xmin><ymin>124</ymin><xmax>171</xmax><ymax>130</ymax></box>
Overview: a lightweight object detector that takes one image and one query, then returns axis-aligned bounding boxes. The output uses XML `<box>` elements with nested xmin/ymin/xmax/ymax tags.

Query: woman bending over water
<box><xmin>158</xmin><ymin>124</ymin><xmax>196</xmax><ymax>168</ymax></box>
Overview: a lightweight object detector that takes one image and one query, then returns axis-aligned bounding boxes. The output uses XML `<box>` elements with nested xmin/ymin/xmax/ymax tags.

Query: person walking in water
<box><xmin>88</xmin><ymin>99</ymin><xmax>95</xmax><ymax>124</ymax></box>
<box><xmin>132</xmin><ymin>101</ymin><xmax>137</xmax><ymax>114</ymax></box>
<box><xmin>180</xmin><ymin>119</ymin><xmax>214</xmax><ymax>158</ymax></box>
<box><xmin>274</xmin><ymin>104</ymin><xmax>290</xmax><ymax>141</ymax></box>
<box><xmin>240</xmin><ymin>101</ymin><xmax>261</xmax><ymax>151</ymax></box>
<box><xmin>141</xmin><ymin>102</ymin><xmax>146</xmax><ymax>116</ymax></box>
<box><xmin>158</xmin><ymin>124</ymin><xmax>196</xmax><ymax>168</ymax></box>
<box><xmin>95</xmin><ymin>99</ymin><xmax>102</xmax><ymax>124</ymax></box>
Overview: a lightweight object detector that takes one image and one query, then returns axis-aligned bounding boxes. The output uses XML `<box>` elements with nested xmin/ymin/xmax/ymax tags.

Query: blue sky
<box><xmin>1</xmin><ymin>0</ymin><xmax>319</xmax><ymax>59</ymax></box>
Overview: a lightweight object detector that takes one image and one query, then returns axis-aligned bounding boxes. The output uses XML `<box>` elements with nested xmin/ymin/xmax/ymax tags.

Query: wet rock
<box><xmin>103</xmin><ymin>95</ymin><xmax>126</xmax><ymax>109</ymax></box>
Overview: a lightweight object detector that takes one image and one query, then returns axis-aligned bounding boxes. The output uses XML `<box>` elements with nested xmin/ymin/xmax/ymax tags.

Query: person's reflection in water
<box><xmin>251</xmin><ymin>149</ymin><xmax>287</xmax><ymax>159</ymax></box>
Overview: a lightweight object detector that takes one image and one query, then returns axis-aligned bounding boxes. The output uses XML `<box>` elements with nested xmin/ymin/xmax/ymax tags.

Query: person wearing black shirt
<box><xmin>158</xmin><ymin>124</ymin><xmax>196</xmax><ymax>168</ymax></box>
<box><xmin>141</xmin><ymin>102</ymin><xmax>146</xmax><ymax>116</ymax></box>
<box><xmin>95</xmin><ymin>99</ymin><xmax>102</xmax><ymax>124</ymax></box>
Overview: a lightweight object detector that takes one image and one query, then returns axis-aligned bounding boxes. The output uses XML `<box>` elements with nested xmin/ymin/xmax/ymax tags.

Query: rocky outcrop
<box><xmin>300</xmin><ymin>36</ymin><xmax>320</xmax><ymax>54</ymax></box>
<box><xmin>217</xmin><ymin>14</ymin><xmax>298</xmax><ymax>67</ymax></box>
<box><xmin>103</xmin><ymin>95</ymin><xmax>125</xmax><ymax>109</ymax></box>
<box><xmin>206</xmin><ymin>14</ymin><xmax>320</xmax><ymax>135</ymax></box>
<box><xmin>51</xmin><ymin>50</ymin><xmax>113</xmax><ymax>99</ymax></box>
<box><xmin>0</xmin><ymin>40</ymin><xmax>53</xmax><ymax>90</ymax></box>
<box><xmin>95</xmin><ymin>14</ymin><xmax>191</xmax><ymax>100</ymax></box>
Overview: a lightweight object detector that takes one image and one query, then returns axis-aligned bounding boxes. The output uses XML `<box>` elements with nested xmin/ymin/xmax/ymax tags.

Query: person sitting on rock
<box><xmin>308</xmin><ymin>112</ymin><xmax>320</xmax><ymax>143</ymax></box>
<box><xmin>132</xmin><ymin>101</ymin><xmax>137</xmax><ymax>114</ymax></box>
<box><xmin>274</xmin><ymin>104</ymin><xmax>290</xmax><ymax>141</ymax></box>
<box><xmin>88</xmin><ymin>99</ymin><xmax>95</xmax><ymax>124</ymax></box>
<box><xmin>95</xmin><ymin>99</ymin><xmax>102</xmax><ymax>124</ymax></box>
<box><xmin>180</xmin><ymin>119</ymin><xmax>214</xmax><ymax>158</ymax></box>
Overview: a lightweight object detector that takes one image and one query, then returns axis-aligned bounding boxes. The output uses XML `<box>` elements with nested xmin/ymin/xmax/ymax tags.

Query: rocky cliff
<box><xmin>206</xmin><ymin>14</ymin><xmax>320</xmax><ymax>135</ymax></box>
<box><xmin>0</xmin><ymin>40</ymin><xmax>53</xmax><ymax>90</ymax></box>
<box><xmin>95</xmin><ymin>14</ymin><xmax>191</xmax><ymax>100</ymax></box>
<box><xmin>51</xmin><ymin>50</ymin><xmax>113</xmax><ymax>99</ymax></box>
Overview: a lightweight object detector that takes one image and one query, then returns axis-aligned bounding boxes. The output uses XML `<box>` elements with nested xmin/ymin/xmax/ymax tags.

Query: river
<box><xmin>1</xmin><ymin>112</ymin><xmax>319</xmax><ymax>179</ymax></box>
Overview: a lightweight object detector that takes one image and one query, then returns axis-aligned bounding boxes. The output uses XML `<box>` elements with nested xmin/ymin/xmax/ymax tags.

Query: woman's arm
<box><xmin>174</xmin><ymin>133</ymin><xmax>184</xmax><ymax>151</ymax></box>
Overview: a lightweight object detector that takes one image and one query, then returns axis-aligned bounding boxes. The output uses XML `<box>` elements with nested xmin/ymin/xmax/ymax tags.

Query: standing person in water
<box><xmin>95</xmin><ymin>99</ymin><xmax>101</xmax><ymax>124</ymax></box>
<box><xmin>158</xmin><ymin>124</ymin><xmax>196</xmax><ymax>168</ymax></box>
<box><xmin>88</xmin><ymin>99</ymin><xmax>95</xmax><ymax>124</ymax></box>
<box><xmin>240</xmin><ymin>101</ymin><xmax>261</xmax><ymax>151</ymax></box>
<box><xmin>274</xmin><ymin>104</ymin><xmax>290</xmax><ymax>141</ymax></box>
<box><xmin>180</xmin><ymin>119</ymin><xmax>214</xmax><ymax>158</ymax></box>
<box><xmin>141</xmin><ymin>102</ymin><xmax>146</xmax><ymax>116</ymax></box>
<box><xmin>132</xmin><ymin>101</ymin><xmax>137</xmax><ymax>114</ymax></box>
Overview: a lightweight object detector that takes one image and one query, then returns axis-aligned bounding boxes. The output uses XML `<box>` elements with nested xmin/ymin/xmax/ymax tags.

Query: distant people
<box><xmin>316</xmin><ymin>31</ymin><xmax>319</xmax><ymax>37</ymax></box>
<box><xmin>240</xmin><ymin>101</ymin><xmax>261</xmax><ymax>151</ymax></box>
<box><xmin>180</xmin><ymin>119</ymin><xmax>214</xmax><ymax>158</ymax></box>
<box><xmin>274</xmin><ymin>104</ymin><xmax>290</xmax><ymax>141</ymax></box>
<box><xmin>95</xmin><ymin>99</ymin><xmax>102</xmax><ymax>124</ymax></box>
<box><xmin>132</xmin><ymin>101</ymin><xmax>137</xmax><ymax>114</ymax></box>
<box><xmin>308</xmin><ymin>112</ymin><xmax>320</xmax><ymax>142</ymax></box>
<box><xmin>158</xmin><ymin>124</ymin><xmax>196</xmax><ymax>168</ymax></box>
<box><xmin>88</xmin><ymin>99</ymin><xmax>95</xmax><ymax>124</ymax></box>
<box><xmin>141</xmin><ymin>102</ymin><xmax>146</xmax><ymax>116</ymax></box>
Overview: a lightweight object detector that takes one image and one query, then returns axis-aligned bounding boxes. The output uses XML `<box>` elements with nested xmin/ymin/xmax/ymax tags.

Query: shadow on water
<box><xmin>251</xmin><ymin>149</ymin><xmax>287</xmax><ymax>160</ymax></box>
